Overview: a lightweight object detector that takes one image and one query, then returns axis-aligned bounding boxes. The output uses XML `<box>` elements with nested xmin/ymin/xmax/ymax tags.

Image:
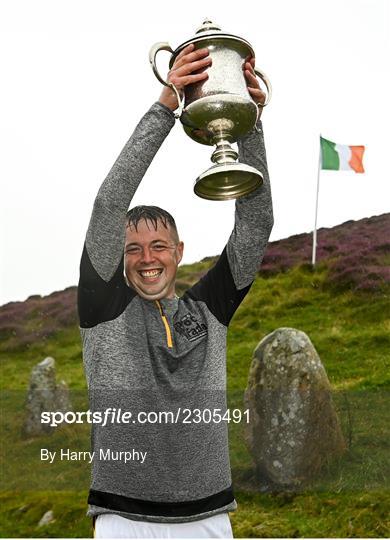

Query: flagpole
<box><xmin>312</xmin><ymin>137</ymin><xmax>322</xmax><ymax>266</ymax></box>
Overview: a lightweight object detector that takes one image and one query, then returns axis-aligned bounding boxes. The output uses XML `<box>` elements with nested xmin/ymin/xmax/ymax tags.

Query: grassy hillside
<box><xmin>1</xmin><ymin>214</ymin><xmax>389</xmax><ymax>538</ymax></box>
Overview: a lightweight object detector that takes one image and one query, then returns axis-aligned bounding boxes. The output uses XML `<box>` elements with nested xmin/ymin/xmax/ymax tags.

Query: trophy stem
<box><xmin>211</xmin><ymin>139</ymin><xmax>238</xmax><ymax>165</ymax></box>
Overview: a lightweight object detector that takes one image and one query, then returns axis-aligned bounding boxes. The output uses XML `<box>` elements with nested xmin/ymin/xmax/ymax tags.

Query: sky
<box><xmin>1</xmin><ymin>0</ymin><xmax>389</xmax><ymax>306</ymax></box>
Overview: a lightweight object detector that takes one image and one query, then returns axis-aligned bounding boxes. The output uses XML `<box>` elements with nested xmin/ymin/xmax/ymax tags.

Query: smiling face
<box><xmin>124</xmin><ymin>218</ymin><xmax>184</xmax><ymax>301</ymax></box>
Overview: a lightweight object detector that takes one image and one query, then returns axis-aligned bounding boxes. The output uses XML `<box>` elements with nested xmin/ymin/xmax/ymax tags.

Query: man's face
<box><xmin>124</xmin><ymin>219</ymin><xmax>184</xmax><ymax>301</ymax></box>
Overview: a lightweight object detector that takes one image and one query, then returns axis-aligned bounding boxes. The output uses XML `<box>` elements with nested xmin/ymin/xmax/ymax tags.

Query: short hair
<box><xmin>126</xmin><ymin>205</ymin><xmax>179</xmax><ymax>241</ymax></box>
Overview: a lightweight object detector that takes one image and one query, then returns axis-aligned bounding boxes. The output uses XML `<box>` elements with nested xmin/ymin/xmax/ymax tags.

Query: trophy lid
<box><xmin>169</xmin><ymin>19</ymin><xmax>254</xmax><ymax>66</ymax></box>
<box><xmin>195</xmin><ymin>18</ymin><xmax>222</xmax><ymax>35</ymax></box>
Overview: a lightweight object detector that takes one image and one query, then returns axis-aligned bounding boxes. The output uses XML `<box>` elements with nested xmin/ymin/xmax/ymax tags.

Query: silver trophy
<box><xmin>149</xmin><ymin>19</ymin><xmax>272</xmax><ymax>201</ymax></box>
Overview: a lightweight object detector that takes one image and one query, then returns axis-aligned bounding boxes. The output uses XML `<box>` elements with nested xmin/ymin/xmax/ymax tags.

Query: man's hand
<box><xmin>158</xmin><ymin>43</ymin><xmax>211</xmax><ymax>112</ymax></box>
<box><xmin>244</xmin><ymin>57</ymin><xmax>266</xmax><ymax>119</ymax></box>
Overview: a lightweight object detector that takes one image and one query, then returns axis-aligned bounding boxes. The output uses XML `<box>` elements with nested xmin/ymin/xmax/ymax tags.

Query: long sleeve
<box><xmin>77</xmin><ymin>102</ymin><xmax>175</xmax><ymax>328</ymax></box>
<box><xmin>184</xmin><ymin>120</ymin><xmax>273</xmax><ymax>326</ymax></box>
<box><xmin>85</xmin><ymin>102</ymin><xmax>175</xmax><ymax>283</ymax></box>
<box><xmin>226</xmin><ymin>119</ymin><xmax>274</xmax><ymax>290</ymax></box>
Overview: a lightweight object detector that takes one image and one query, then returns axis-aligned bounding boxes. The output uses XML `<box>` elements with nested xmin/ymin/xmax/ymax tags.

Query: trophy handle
<box><xmin>253</xmin><ymin>67</ymin><xmax>272</xmax><ymax>107</ymax></box>
<box><xmin>149</xmin><ymin>42</ymin><xmax>185</xmax><ymax>119</ymax></box>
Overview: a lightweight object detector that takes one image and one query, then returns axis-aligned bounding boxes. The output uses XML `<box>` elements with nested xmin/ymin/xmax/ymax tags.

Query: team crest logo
<box><xmin>174</xmin><ymin>313</ymin><xmax>207</xmax><ymax>342</ymax></box>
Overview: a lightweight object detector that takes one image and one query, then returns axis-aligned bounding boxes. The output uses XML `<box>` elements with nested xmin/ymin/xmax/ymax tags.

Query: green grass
<box><xmin>0</xmin><ymin>490</ymin><xmax>388</xmax><ymax>538</ymax></box>
<box><xmin>0</xmin><ymin>491</ymin><xmax>92</xmax><ymax>538</ymax></box>
<box><xmin>230</xmin><ymin>490</ymin><xmax>389</xmax><ymax>538</ymax></box>
<box><xmin>1</xmin><ymin>261</ymin><xmax>389</xmax><ymax>537</ymax></box>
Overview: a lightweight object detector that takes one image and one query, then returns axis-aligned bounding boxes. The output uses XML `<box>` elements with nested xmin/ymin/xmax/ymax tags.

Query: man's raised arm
<box><xmin>85</xmin><ymin>103</ymin><xmax>175</xmax><ymax>282</ymax></box>
<box><xmin>225</xmin><ymin>55</ymin><xmax>274</xmax><ymax>290</ymax></box>
<box><xmin>226</xmin><ymin>117</ymin><xmax>274</xmax><ymax>290</ymax></box>
<box><xmin>179</xmin><ymin>56</ymin><xmax>273</xmax><ymax>327</ymax></box>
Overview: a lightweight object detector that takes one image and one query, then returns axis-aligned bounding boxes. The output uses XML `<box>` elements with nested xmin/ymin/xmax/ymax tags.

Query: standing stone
<box><xmin>22</xmin><ymin>357</ymin><xmax>72</xmax><ymax>438</ymax></box>
<box><xmin>244</xmin><ymin>327</ymin><xmax>346</xmax><ymax>491</ymax></box>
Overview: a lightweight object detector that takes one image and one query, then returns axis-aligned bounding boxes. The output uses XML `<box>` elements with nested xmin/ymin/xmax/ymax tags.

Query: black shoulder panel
<box><xmin>183</xmin><ymin>247</ymin><xmax>252</xmax><ymax>327</ymax></box>
<box><xmin>77</xmin><ymin>244</ymin><xmax>136</xmax><ymax>328</ymax></box>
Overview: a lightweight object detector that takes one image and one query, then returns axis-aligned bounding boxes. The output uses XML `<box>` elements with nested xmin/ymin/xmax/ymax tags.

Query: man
<box><xmin>78</xmin><ymin>43</ymin><xmax>273</xmax><ymax>538</ymax></box>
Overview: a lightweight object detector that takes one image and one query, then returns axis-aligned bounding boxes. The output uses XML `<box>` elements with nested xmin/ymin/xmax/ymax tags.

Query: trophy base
<box><xmin>194</xmin><ymin>163</ymin><xmax>263</xmax><ymax>201</ymax></box>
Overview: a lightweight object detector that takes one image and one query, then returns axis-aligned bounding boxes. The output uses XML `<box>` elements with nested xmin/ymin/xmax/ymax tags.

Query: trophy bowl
<box><xmin>149</xmin><ymin>19</ymin><xmax>272</xmax><ymax>201</ymax></box>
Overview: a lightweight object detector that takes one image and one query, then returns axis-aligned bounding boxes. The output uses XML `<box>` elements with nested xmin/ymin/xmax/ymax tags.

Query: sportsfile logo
<box><xmin>174</xmin><ymin>313</ymin><xmax>207</xmax><ymax>342</ymax></box>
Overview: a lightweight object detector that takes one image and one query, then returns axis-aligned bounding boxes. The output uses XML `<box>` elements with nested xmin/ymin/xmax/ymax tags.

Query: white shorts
<box><xmin>94</xmin><ymin>512</ymin><xmax>233</xmax><ymax>538</ymax></box>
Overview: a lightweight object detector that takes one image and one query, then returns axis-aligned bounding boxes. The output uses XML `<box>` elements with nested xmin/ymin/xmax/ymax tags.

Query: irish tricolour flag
<box><xmin>320</xmin><ymin>136</ymin><xmax>365</xmax><ymax>173</ymax></box>
<box><xmin>312</xmin><ymin>135</ymin><xmax>366</xmax><ymax>266</ymax></box>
